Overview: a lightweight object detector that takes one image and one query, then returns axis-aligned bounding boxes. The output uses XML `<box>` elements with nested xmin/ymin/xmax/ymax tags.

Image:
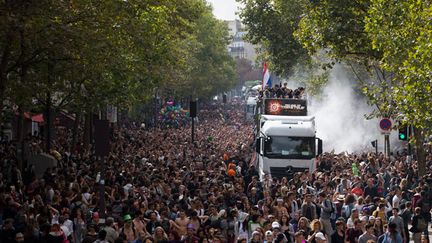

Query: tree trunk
<box><xmin>413</xmin><ymin>127</ymin><xmax>426</xmax><ymax>176</ymax></box>
<box><xmin>72</xmin><ymin>112</ymin><xmax>80</xmax><ymax>147</ymax></box>
<box><xmin>0</xmin><ymin>35</ymin><xmax>13</xmax><ymax>120</ymax></box>
<box><xmin>44</xmin><ymin>92</ymin><xmax>52</xmax><ymax>152</ymax></box>
<box><xmin>0</xmin><ymin>78</ymin><xmax>5</xmax><ymax>124</ymax></box>
<box><xmin>16</xmin><ymin>108</ymin><xmax>25</xmax><ymax>171</ymax></box>
<box><xmin>83</xmin><ymin>112</ymin><xmax>92</xmax><ymax>151</ymax></box>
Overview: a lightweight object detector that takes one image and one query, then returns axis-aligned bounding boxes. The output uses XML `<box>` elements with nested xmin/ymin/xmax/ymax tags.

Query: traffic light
<box><xmin>398</xmin><ymin>125</ymin><xmax>408</xmax><ymax>140</ymax></box>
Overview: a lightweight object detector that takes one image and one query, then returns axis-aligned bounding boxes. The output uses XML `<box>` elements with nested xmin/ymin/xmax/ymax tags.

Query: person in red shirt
<box><xmin>351</xmin><ymin>182</ymin><xmax>364</xmax><ymax>197</ymax></box>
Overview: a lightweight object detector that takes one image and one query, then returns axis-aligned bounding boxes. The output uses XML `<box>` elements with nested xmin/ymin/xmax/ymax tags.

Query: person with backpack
<box><xmin>415</xmin><ymin>190</ymin><xmax>431</xmax><ymax>236</ymax></box>
<box><xmin>342</xmin><ymin>194</ymin><xmax>356</xmax><ymax>220</ymax></box>
<box><xmin>410</xmin><ymin>207</ymin><xmax>427</xmax><ymax>243</ymax></box>
<box><xmin>388</xmin><ymin>208</ymin><xmax>406</xmax><ymax>243</ymax></box>
<box><xmin>301</xmin><ymin>194</ymin><xmax>317</xmax><ymax>221</ymax></box>
<box><xmin>318</xmin><ymin>192</ymin><xmax>334</xmax><ymax>243</ymax></box>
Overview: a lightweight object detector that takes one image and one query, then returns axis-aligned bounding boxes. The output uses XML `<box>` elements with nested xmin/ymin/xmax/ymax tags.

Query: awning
<box><xmin>23</xmin><ymin>112</ymin><xmax>44</xmax><ymax>123</ymax></box>
<box><xmin>31</xmin><ymin>114</ymin><xmax>44</xmax><ymax>123</ymax></box>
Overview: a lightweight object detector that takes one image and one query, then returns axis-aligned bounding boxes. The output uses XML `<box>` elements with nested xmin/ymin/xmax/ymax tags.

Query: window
<box><xmin>264</xmin><ymin>136</ymin><xmax>315</xmax><ymax>159</ymax></box>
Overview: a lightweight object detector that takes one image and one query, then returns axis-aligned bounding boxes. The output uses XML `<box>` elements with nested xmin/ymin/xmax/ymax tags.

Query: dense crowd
<box><xmin>258</xmin><ymin>83</ymin><xmax>306</xmax><ymax>99</ymax></box>
<box><xmin>1</xmin><ymin>100</ymin><xmax>432</xmax><ymax>243</ymax></box>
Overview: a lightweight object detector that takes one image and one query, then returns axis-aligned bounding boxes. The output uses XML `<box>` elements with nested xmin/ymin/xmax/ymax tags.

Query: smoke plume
<box><xmin>308</xmin><ymin>64</ymin><xmax>402</xmax><ymax>153</ymax></box>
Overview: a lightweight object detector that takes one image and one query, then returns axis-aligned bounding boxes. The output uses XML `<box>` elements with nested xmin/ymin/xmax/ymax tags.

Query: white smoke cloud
<box><xmin>308</xmin><ymin>64</ymin><xmax>403</xmax><ymax>153</ymax></box>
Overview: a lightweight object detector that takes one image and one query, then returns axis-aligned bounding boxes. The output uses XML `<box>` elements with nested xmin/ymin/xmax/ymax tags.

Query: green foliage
<box><xmin>160</xmin><ymin>3</ymin><xmax>237</xmax><ymax>99</ymax></box>
<box><xmin>293</xmin><ymin>0</ymin><xmax>403</xmax><ymax>119</ymax></box>
<box><xmin>238</xmin><ymin>0</ymin><xmax>310</xmax><ymax>77</ymax></box>
<box><xmin>1</xmin><ymin>0</ymin><xmax>234</xmax><ymax>115</ymax></box>
<box><xmin>295</xmin><ymin>0</ymin><xmax>380</xmax><ymax>62</ymax></box>
<box><xmin>365</xmin><ymin>0</ymin><xmax>432</xmax><ymax>131</ymax></box>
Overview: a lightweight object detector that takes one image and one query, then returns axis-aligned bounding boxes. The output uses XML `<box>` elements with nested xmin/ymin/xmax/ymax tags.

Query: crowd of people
<box><xmin>0</xmin><ymin>100</ymin><xmax>431</xmax><ymax>243</ymax></box>
<box><xmin>258</xmin><ymin>83</ymin><xmax>306</xmax><ymax>100</ymax></box>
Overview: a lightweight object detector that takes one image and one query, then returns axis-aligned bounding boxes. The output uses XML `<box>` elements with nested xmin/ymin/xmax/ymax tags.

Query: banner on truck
<box><xmin>264</xmin><ymin>99</ymin><xmax>307</xmax><ymax>116</ymax></box>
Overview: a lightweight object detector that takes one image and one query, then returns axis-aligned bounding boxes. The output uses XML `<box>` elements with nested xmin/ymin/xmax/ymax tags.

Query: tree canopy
<box><xmin>366</xmin><ymin>0</ymin><xmax>432</xmax><ymax>131</ymax></box>
<box><xmin>239</xmin><ymin>0</ymin><xmax>432</xmax><ymax>128</ymax></box>
<box><xmin>0</xmin><ymin>0</ymin><xmax>237</xmax><ymax>115</ymax></box>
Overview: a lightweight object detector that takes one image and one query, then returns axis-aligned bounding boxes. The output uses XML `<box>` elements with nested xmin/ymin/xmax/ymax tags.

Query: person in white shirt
<box><xmin>392</xmin><ymin>187</ymin><xmax>402</xmax><ymax>209</ymax></box>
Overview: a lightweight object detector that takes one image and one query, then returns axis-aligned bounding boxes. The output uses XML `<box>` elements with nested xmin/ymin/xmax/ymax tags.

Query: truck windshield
<box><xmin>264</xmin><ymin>136</ymin><xmax>315</xmax><ymax>159</ymax></box>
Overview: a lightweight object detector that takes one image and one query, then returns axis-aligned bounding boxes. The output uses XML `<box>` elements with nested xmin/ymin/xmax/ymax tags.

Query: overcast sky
<box><xmin>206</xmin><ymin>0</ymin><xmax>243</xmax><ymax>20</ymax></box>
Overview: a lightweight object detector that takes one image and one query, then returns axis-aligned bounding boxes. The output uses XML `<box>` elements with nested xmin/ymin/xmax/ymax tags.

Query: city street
<box><xmin>1</xmin><ymin>1</ymin><xmax>431</xmax><ymax>243</ymax></box>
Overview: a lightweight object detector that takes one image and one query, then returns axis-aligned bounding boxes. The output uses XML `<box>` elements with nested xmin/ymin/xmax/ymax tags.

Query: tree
<box><xmin>159</xmin><ymin>3</ymin><xmax>237</xmax><ymax>99</ymax></box>
<box><xmin>1</xmin><ymin>0</ymin><xmax>216</xmax><ymax>152</ymax></box>
<box><xmin>365</xmin><ymin>0</ymin><xmax>432</xmax><ymax>175</ymax></box>
<box><xmin>236</xmin><ymin>58</ymin><xmax>261</xmax><ymax>87</ymax></box>
<box><xmin>293</xmin><ymin>0</ymin><xmax>400</xmax><ymax>118</ymax></box>
<box><xmin>238</xmin><ymin>0</ymin><xmax>310</xmax><ymax>77</ymax></box>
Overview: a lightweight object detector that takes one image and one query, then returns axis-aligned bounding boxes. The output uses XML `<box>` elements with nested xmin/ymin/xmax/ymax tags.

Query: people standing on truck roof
<box><xmin>260</xmin><ymin>85</ymin><xmax>306</xmax><ymax>99</ymax></box>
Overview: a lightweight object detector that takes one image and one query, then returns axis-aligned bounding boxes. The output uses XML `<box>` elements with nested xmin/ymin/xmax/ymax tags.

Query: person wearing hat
<box><xmin>314</xmin><ymin>232</ymin><xmax>327</xmax><ymax>243</ymax></box>
<box><xmin>274</xmin><ymin>198</ymin><xmax>288</xmax><ymax>215</ymax></box>
<box><xmin>264</xmin><ymin>230</ymin><xmax>273</xmax><ymax>243</ymax></box>
<box><xmin>271</xmin><ymin>221</ymin><xmax>288</xmax><ymax>243</ymax></box>
<box><xmin>249</xmin><ymin>230</ymin><xmax>262</xmax><ymax>243</ymax></box>
<box><xmin>368</xmin><ymin>216</ymin><xmax>375</xmax><ymax>225</ymax></box>
<box><xmin>335</xmin><ymin>194</ymin><xmax>345</xmax><ymax>218</ymax></box>
<box><xmin>120</xmin><ymin>214</ymin><xmax>138</xmax><ymax>242</ymax></box>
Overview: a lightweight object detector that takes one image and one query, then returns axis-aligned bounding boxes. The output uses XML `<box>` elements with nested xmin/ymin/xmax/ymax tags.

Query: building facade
<box><xmin>225</xmin><ymin>20</ymin><xmax>257</xmax><ymax>63</ymax></box>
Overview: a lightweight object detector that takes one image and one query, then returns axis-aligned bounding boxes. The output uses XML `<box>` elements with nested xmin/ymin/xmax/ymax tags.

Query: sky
<box><xmin>206</xmin><ymin>0</ymin><xmax>243</xmax><ymax>20</ymax></box>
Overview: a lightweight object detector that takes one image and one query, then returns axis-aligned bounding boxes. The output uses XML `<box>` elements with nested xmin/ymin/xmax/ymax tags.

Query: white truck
<box><xmin>255</xmin><ymin>98</ymin><xmax>322</xmax><ymax>180</ymax></box>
